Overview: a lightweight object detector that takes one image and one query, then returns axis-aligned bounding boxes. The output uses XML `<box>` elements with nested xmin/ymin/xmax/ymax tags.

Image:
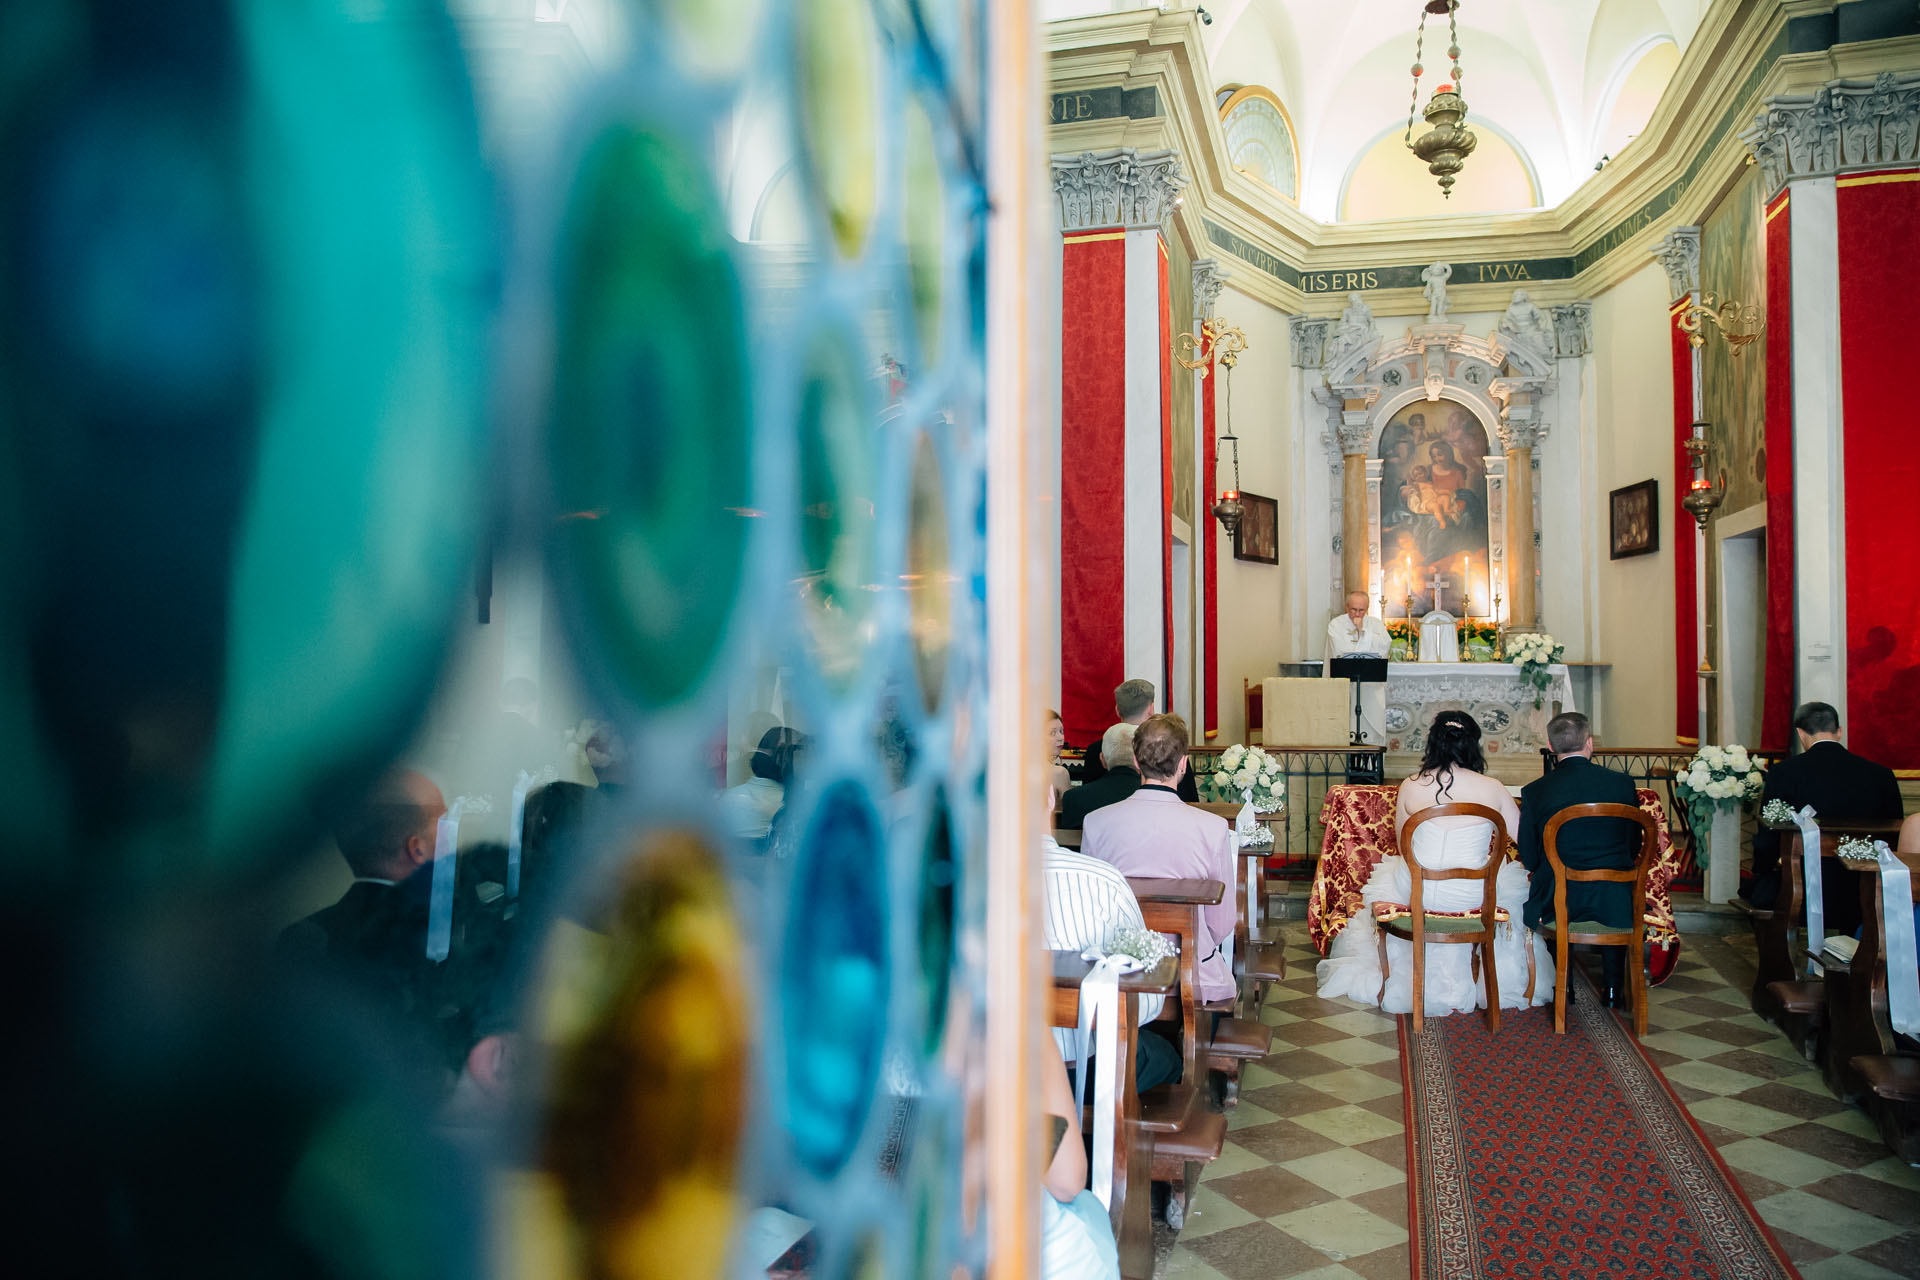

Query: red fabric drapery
<box><xmin>1158</xmin><ymin>241</ymin><xmax>1174</xmax><ymax>714</ymax></box>
<box><xmin>1202</xmin><ymin>338</ymin><xmax>1218</xmax><ymax>738</ymax></box>
<box><xmin>1059</xmin><ymin>232</ymin><xmax>1128</xmax><ymax>744</ymax></box>
<box><xmin>1762</xmin><ymin>190</ymin><xmax>1795</xmax><ymax>754</ymax></box>
<box><xmin>1670</xmin><ymin>297</ymin><xmax>1698</xmax><ymax>745</ymax></box>
<box><xmin>1837</xmin><ymin>169</ymin><xmax>1920</xmax><ymax>772</ymax></box>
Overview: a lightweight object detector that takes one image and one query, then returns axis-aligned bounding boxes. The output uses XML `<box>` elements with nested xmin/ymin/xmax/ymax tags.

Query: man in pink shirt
<box><xmin>1082</xmin><ymin>714</ymin><xmax>1236</xmax><ymax>1006</ymax></box>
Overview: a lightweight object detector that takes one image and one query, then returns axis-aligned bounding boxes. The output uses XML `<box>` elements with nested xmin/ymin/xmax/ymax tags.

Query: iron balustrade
<box><xmin>1192</xmin><ymin>744</ymin><xmax>1386</xmax><ymax>878</ymax></box>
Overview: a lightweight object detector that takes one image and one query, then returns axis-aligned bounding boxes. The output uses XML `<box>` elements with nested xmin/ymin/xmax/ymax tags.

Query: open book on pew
<box><xmin>1820</xmin><ymin>934</ymin><xmax>1859</xmax><ymax>968</ymax></box>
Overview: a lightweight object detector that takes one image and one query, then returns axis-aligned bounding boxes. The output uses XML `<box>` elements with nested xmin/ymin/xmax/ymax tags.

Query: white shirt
<box><xmin>1043</xmin><ymin>836</ymin><xmax>1164</xmax><ymax>1059</ymax></box>
<box><xmin>1327</xmin><ymin>610</ymin><xmax>1391</xmax><ymax>658</ymax></box>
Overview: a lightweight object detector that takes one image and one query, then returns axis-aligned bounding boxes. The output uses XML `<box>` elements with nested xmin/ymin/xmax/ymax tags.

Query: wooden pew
<box><xmin>1127</xmin><ymin>876</ymin><xmax>1253</xmax><ymax>1230</ymax></box>
<box><xmin>1050</xmin><ymin>949</ymin><xmax>1177</xmax><ymax>1280</ymax></box>
<box><xmin>1750</xmin><ymin>818</ymin><xmax>1903</xmax><ymax>1038</ymax></box>
<box><xmin>1825</xmin><ymin>846</ymin><xmax>1920</xmax><ymax>1102</ymax></box>
<box><xmin>1052</xmin><ymin>827</ymin><xmax>1083</xmax><ymax>851</ymax></box>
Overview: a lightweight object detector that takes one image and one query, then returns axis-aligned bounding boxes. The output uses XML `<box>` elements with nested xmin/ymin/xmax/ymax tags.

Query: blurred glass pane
<box><xmin>795</xmin><ymin>0</ymin><xmax>880</xmax><ymax>258</ymax></box>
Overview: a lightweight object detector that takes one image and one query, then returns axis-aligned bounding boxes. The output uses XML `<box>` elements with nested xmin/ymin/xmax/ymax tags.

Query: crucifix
<box><xmin>1425</xmin><ymin>569</ymin><xmax>1453</xmax><ymax>614</ymax></box>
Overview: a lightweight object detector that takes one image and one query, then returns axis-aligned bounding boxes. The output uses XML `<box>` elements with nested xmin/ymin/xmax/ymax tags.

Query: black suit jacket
<box><xmin>1517</xmin><ymin>756</ymin><xmax>1642</xmax><ymax>931</ymax></box>
<box><xmin>1059</xmin><ymin>765</ymin><xmax>1142</xmax><ymax>829</ymax></box>
<box><xmin>1749</xmin><ymin>740</ymin><xmax>1903</xmax><ymax>929</ymax></box>
<box><xmin>1078</xmin><ymin>734</ymin><xmax>1198</xmax><ymax>801</ymax></box>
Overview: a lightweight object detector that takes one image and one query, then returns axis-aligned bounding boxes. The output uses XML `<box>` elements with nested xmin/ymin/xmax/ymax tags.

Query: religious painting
<box><xmin>1377</xmin><ymin>398</ymin><xmax>1492</xmax><ymax>615</ymax></box>
<box><xmin>1610</xmin><ymin>479</ymin><xmax>1659</xmax><ymax>558</ymax></box>
<box><xmin>1233</xmin><ymin>491</ymin><xmax>1278</xmax><ymax>564</ymax></box>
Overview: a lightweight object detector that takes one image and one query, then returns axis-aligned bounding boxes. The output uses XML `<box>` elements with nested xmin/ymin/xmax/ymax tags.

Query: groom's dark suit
<box><xmin>1517</xmin><ymin>755</ymin><xmax>1642</xmax><ymax>992</ymax></box>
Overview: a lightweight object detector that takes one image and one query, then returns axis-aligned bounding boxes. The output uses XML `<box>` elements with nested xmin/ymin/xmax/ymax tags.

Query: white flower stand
<box><xmin>1705</xmin><ymin>806</ymin><xmax>1741</xmax><ymax>905</ymax></box>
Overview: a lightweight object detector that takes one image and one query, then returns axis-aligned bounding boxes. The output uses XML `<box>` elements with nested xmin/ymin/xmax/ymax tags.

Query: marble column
<box><xmin>1491</xmin><ymin>381</ymin><xmax>1549</xmax><ymax>630</ymax></box>
<box><xmin>1330</xmin><ymin>385</ymin><xmax>1380</xmax><ymax>606</ymax></box>
<box><xmin>1050</xmin><ymin>146</ymin><xmax>1186</xmax><ymax>741</ymax></box>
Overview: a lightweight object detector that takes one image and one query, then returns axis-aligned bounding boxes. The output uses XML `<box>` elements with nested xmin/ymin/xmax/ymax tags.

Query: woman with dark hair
<box><xmin>719</xmin><ymin>727</ymin><xmax>805</xmax><ymax>841</ymax></box>
<box><xmin>1316</xmin><ymin>711</ymin><xmax>1554</xmax><ymax>1016</ymax></box>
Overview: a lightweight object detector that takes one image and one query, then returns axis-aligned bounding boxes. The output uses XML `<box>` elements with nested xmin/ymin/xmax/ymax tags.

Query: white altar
<box><xmin>1382</xmin><ymin>661</ymin><xmax>1575</xmax><ymax>756</ymax></box>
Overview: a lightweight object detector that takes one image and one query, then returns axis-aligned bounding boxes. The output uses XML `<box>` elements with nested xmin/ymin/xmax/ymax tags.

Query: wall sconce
<box><xmin>1175</xmin><ymin>319</ymin><xmax>1251</xmax><ymax>537</ymax></box>
<box><xmin>1681</xmin><ymin>429</ymin><xmax>1726</xmax><ymax>529</ymax></box>
<box><xmin>1677</xmin><ymin>293</ymin><xmax>1765</xmax><ymax>357</ymax></box>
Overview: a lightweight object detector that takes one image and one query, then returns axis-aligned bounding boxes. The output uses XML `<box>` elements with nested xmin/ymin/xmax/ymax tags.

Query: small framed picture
<box><xmin>1233</xmin><ymin>491</ymin><xmax>1279</xmax><ymax>564</ymax></box>
<box><xmin>1609</xmin><ymin>479</ymin><xmax>1658</xmax><ymax>559</ymax></box>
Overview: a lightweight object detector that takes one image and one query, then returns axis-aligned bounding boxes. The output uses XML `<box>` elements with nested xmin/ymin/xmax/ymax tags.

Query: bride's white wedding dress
<box><xmin>1316</xmin><ymin>816</ymin><xmax>1555</xmax><ymax>1016</ymax></box>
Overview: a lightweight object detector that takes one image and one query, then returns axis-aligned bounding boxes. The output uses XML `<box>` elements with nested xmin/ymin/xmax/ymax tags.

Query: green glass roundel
<box><xmin>549</xmin><ymin>125</ymin><xmax>750</xmax><ymax>708</ymax></box>
<box><xmin>903</xmin><ymin>102</ymin><xmax>946</xmax><ymax>364</ymax></box>
<box><xmin>796</xmin><ymin>334</ymin><xmax>877</xmax><ymax>687</ymax></box>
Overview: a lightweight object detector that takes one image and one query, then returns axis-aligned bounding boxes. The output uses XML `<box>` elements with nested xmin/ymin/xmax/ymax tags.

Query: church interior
<box><xmin>10</xmin><ymin>1</ymin><xmax>1920</xmax><ymax>1277</ymax></box>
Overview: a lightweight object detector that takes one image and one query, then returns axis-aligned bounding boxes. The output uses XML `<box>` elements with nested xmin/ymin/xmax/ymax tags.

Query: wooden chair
<box><xmin>1540</xmin><ymin>803</ymin><xmax>1661</xmax><ymax>1037</ymax></box>
<box><xmin>1376</xmin><ymin>803</ymin><xmax>1513</xmax><ymax>1035</ymax></box>
<box><xmin>1243</xmin><ymin>678</ymin><xmax>1263</xmax><ymax>744</ymax></box>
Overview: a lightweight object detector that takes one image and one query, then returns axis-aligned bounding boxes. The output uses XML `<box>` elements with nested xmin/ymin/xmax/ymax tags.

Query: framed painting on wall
<box><xmin>1233</xmin><ymin>491</ymin><xmax>1279</xmax><ymax>564</ymax></box>
<box><xmin>1610</xmin><ymin>479</ymin><xmax>1659</xmax><ymax>559</ymax></box>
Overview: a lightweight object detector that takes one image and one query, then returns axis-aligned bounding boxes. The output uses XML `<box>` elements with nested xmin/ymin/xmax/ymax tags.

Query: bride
<box><xmin>1317</xmin><ymin>710</ymin><xmax>1555</xmax><ymax>1017</ymax></box>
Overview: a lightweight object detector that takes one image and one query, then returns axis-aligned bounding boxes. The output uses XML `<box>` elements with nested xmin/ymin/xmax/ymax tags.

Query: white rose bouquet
<box><xmin>1199</xmin><ymin>743</ymin><xmax>1286</xmax><ymax>812</ymax></box>
<box><xmin>1507</xmin><ymin>632</ymin><xmax>1564</xmax><ymax>708</ymax></box>
<box><xmin>1675</xmin><ymin>743</ymin><xmax>1765</xmax><ymax>860</ymax></box>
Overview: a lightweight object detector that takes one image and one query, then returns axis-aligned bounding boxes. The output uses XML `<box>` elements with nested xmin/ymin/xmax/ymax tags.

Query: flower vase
<box><xmin>1705</xmin><ymin>805</ymin><xmax>1741</xmax><ymax>905</ymax></box>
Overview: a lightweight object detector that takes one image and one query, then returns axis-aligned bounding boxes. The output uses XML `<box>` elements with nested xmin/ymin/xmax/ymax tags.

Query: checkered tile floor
<box><xmin>1155</xmin><ymin>908</ymin><xmax>1920</xmax><ymax>1280</ymax></box>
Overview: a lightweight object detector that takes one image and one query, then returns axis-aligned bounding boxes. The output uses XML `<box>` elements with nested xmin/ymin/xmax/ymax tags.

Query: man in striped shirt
<box><xmin>1044</xmin><ymin>791</ymin><xmax>1182</xmax><ymax>1092</ymax></box>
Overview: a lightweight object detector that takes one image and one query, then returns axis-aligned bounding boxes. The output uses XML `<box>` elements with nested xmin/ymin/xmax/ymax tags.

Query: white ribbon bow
<box><xmin>506</xmin><ymin>770</ymin><xmax>534</xmax><ymax>902</ymax></box>
<box><xmin>1792</xmin><ymin>805</ymin><xmax>1824</xmax><ymax>973</ymax></box>
<box><xmin>427</xmin><ymin>795</ymin><xmax>481</xmax><ymax>962</ymax></box>
<box><xmin>1874</xmin><ymin>842</ymin><xmax>1920</xmax><ymax>1039</ymax></box>
<box><xmin>1074</xmin><ymin>950</ymin><xmax>1143</xmax><ymax>1210</ymax></box>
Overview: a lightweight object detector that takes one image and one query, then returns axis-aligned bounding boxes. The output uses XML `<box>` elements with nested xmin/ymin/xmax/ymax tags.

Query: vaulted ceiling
<box><xmin>1043</xmin><ymin>0</ymin><xmax>1707</xmax><ymax>221</ymax></box>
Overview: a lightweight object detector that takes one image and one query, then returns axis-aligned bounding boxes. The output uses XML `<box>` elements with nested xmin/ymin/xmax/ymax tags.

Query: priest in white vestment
<box><xmin>1325</xmin><ymin>592</ymin><xmax>1390</xmax><ymax>745</ymax></box>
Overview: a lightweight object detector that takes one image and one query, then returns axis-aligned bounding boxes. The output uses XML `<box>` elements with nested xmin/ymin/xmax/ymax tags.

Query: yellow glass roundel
<box><xmin>536</xmin><ymin>829</ymin><xmax>749</xmax><ymax>1280</ymax></box>
<box><xmin>903</xmin><ymin>102</ymin><xmax>945</xmax><ymax>362</ymax></box>
<box><xmin>905</xmin><ymin>430</ymin><xmax>951</xmax><ymax>711</ymax></box>
<box><xmin>548</xmin><ymin>124</ymin><xmax>750</xmax><ymax>708</ymax></box>
<box><xmin>654</xmin><ymin>0</ymin><xmax>765</xmax><ymax>78</ymax></box>
<box><xmin>795</xmin><ymin>0</ymin><xmax>880</xmax><ymax>258</ymax></box>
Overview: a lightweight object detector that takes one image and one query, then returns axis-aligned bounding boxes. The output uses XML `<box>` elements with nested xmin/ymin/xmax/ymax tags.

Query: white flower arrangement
<box><xmin>1837</xmin><ymin>837</ymin><xmax>1890</xmax><ymax>865</ymax></box>
<box><xmin>1507</xmin><ymin>632</ymin><xmax>1565</xmax><ymax>708</ymax></box>
<box><xmin>1105</xmin><ymin>923</ymin><xmax>1175</xmax><ymax>969</ymax></box>
<box><xmin>1201</xmin><ymin>743</ymin><xmax>1286</xmax><ymax>812</ymax></box>
<box><xmin>1761</xmin><ymin>798</ymin><xmax>1799</xmax><ymax>826</ymax></box>
<box><xmin>1675</xmin><ymin>744</ymin><xmax>1765</xmax><ymax>859</ymax></box>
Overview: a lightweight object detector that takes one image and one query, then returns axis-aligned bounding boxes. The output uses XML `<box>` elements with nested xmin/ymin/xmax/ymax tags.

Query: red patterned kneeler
<box><xmin>1403</xmin><ymin>970</ymin><xmax>1802</xmax><ymax>1280</ymax></box>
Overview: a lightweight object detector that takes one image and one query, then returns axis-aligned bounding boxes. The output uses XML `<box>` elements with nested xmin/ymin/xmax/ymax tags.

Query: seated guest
<box><xmin>1059</xmin><ymin>723</ymin><xmax>1140</xmax><ymax>829</ymax></box>
<box><xmin>1045</xmin><ymin>708</ymin><xmax>1072</xmax><ymax>797</ymax></box>
<box><xmin>1083</xmin><ymin>714</ymin><xmax>1235</xmax><ymax>1005</ymax></box>
<box><xmin>1749</xmin><ymin>701</ymin><xmax>1903</xmax><ymax>936</ymax></box>
<box><xmin>282</xmin><ymin>769</ymin><xmax>446</xmax><ymax>969</ymax></box>
<box><xmin>720</xmin><ymin>726</ymin><xmax>805</xmax><ymax>842</ymax></box>
<box><xmin>1042</xmin><ymin>785</ymin><xmax>1180</xmax><ymax>1092</ymax></box>
<box><xmin>1517</xmin><ymin>712</ymin><xmax>1642</xmax><ymax>1007</ymax></box>
<box><xmin>1078</xmin><ymin>678</ymin><xmax>1198</xmax><ymax>801</ymax></box>
<box><xmin>1039</xmin><ymin>1035</ymin><xmax>1121</xmax><ymax>1280</ymax></box>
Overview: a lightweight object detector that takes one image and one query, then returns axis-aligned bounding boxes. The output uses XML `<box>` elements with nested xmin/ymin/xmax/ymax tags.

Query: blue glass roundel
<box><xmin>781</xmin><ymin>780</ymin><xmax>889</xmax><ymax>1178</ymax></box>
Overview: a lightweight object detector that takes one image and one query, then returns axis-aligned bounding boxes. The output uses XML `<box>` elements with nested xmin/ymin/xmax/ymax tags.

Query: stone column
<box><xmin>1490</xmin><ymin>380</ymin><xmax>1549</xmax><ymax>630</ymax></box>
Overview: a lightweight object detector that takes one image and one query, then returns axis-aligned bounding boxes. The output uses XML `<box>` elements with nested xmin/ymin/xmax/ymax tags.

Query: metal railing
<box><xmin>1542</xmin><ymin>747</ymin><xmax>1784</xmax><ymax>891</ymax></box>
<box><xmin>1193</xmin><ymin>744</ymin><xmax>1385</xmax><ymax>878</ymax></box>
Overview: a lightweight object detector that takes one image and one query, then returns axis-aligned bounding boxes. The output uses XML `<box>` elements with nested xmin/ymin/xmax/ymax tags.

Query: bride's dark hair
<box><xmin>1419</xmin><ymin>710</ymin><xmax>1485</xmax><ymax>800</ymax></box>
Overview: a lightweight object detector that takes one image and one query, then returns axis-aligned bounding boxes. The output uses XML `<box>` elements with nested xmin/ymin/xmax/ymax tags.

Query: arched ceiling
<box><xmin>1042</xmin><ymin>0</ymin><xmax>1705</xmax><ymax>222</ymax></box>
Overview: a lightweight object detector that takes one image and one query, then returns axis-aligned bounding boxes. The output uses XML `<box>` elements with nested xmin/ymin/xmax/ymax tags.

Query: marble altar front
<box><xmin>1381</xmin><ymin>661</ymin><xmax>1574</xmax><ymax>755</ymax></box>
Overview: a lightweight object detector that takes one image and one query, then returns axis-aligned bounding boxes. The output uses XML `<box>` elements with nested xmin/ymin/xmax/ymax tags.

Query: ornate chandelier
<box><xmin>1405</xmin><ymin>1</ymin><xmax>1477</xmax><ymax>198</ymax></box>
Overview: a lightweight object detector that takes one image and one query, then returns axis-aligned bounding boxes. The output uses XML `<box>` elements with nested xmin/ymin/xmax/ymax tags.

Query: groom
<box><xmin>1517</xmin><ymin>712</ymin><xmax>1642</xmax><ymax>1007</ymax></box>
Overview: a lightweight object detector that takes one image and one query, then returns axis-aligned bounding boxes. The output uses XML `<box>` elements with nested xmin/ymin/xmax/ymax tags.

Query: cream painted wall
<box><xmin>1589</xmin><ymin>260</ymin><xmax>1678</xmax><ymax>746</ymax></box>
<box><xmin>1211</xmin><ymin>284</ymin><xmax>1296</xmax><ymax>746</ymax></box>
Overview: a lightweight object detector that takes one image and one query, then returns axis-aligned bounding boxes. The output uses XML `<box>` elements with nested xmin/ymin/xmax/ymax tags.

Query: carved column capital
<box><xmin>1739</xmin><ymin>71</ymin><xmax>1920</xmax><ymax>197</ymax></box>
<box><xmin>1490</xmin><ymin>377</ymin><xmax>1550</xmax><ymax>451</ymax></box>
<box><xmin>1192</xmin><ymin>259</ymin><xmax>1227</xmax><ymax>320</ymax></box>
<box><xmin>1651</xmin><ymin>227</ymin><xmax>1700</xmax><ymax>303</ymax></box>
<box><xmin>1327</xmin><ymin>383</ymin><xmax>1379</xmax><ymax>456</ymax></box>
<box><xmin>1290</xmin><ymin>316</ymin><xmax>1333</xmax><ymax>368</ymax></box>
<box><xmin>1551</xmin><ymin>301</ymin><xmax>1593</xmax><ymax>359</ymax></box>
<box><xmin>1051</xmin><ymin>147</ymin><xmax>1188</xmax><ymax>231</ymax></box>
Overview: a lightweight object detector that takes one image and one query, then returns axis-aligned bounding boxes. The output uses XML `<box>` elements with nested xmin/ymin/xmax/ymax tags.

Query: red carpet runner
<box><xmin>1402</xmin><ymin>972</ymin><xmax>1801</xmax><ymax>1280</ymax></box>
